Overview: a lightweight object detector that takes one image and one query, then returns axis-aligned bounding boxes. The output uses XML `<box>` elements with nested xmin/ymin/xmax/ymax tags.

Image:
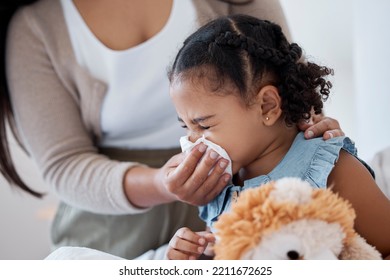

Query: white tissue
<box><xmin>179</xmin><ymin>135</ymin><xmax>232</xmax><ymax>177</ymax></box>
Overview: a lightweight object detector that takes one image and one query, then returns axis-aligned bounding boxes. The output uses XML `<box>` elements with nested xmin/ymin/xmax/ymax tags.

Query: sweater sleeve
<box><xmin>6</xmin><ymin>5</ymin><xmax>148</xmax><ymax>215</ymax></box>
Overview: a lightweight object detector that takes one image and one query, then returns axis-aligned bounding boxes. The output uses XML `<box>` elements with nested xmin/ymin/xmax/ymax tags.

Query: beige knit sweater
<box><xmin>6</xmin><ymin>0</ymin><xmax>289</xmax><ymax>214</ymax></box>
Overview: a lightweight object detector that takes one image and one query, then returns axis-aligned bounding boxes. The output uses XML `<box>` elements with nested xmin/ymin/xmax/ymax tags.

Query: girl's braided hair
<box><xmin>169</xmin><ymin>14</ymin><xmax>333</xmax><ymax>125</ymax></box>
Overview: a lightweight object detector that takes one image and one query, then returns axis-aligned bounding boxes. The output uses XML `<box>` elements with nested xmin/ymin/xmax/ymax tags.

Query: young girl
<box><xmin>166</xmin><ymin>14</ymin><xmax>390</xmax><ymax>260</ymax></box>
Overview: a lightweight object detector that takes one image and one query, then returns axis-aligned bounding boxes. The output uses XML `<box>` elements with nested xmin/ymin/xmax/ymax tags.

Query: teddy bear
<box><xmin>213</xmin><ymin>177</ymin><xmax>382</xmax><ymax>260</ymax></box>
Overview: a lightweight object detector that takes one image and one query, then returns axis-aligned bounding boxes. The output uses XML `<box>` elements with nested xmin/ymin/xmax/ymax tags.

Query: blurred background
<box><xmin>1</xmin><ymin>0</ymin><xmax>389</xmax><ymax>259</ymax></box>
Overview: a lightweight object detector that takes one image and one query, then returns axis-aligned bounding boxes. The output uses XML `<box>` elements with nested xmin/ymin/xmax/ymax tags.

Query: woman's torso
<box><xmin>62</xmin><ymin>0</ymin><xmax>198</xmax><ymax>149</ymax></box>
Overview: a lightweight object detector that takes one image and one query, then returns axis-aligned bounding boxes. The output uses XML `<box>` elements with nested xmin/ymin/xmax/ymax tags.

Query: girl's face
<box><xmin>170</xmin><ymin>78</ymin><xmax>267</xmax><ymax>175</ymax></box>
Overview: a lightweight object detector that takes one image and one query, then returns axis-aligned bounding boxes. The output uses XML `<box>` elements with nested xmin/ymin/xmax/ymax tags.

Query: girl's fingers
<box><xmin>169</xmin><ymin>228</ymin><xmax>207</xmax><ymax>255</ymax></box>
<box><xmin>166</xmin><ymin>248</ymin><xmax>200</xmax><ymax>260</ymax></box>
<box><xmin>196</xmin><ymin>231</ymin><xmax>216</xmax><ymax>257</ymax></box>
<box><xmin>175</xmin><ymin>227</ymin><xmax>204</xmax><ymax>244</ymax></box>
<box><xmin>197</xmin><ymin>231</ymin><xmax>216</xmax><ymax>243</ymax></box>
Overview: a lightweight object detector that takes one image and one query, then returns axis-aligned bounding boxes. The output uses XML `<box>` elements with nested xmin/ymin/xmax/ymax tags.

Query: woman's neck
<box><xmin>72</xmin><ymin>0</ymin><xmax>173</xmax><ymax>50</ymax></box>
<box><xmin>235</xmin><ymin>123</ymin><xmax>299</xmax><ymax>186</ymax></box>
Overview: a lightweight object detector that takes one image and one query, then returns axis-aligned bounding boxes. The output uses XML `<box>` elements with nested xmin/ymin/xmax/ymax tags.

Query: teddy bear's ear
<box><xmin>338</xmin><ymin>234</ymin><xmax>382</xmax><ymax>260</ymax></box>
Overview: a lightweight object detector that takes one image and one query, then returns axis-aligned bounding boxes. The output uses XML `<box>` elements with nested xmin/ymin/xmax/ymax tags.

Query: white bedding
<box><xmin>45</xmin><ymin>244</ymin><xmax>168</xmax><ymax>260</ymax></box>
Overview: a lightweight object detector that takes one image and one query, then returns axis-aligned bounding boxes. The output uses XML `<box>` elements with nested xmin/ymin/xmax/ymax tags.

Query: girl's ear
<box><xmin>257</xmin><ymin>85</ymin><xmax>282</xmax><ymax>125</ymax></box>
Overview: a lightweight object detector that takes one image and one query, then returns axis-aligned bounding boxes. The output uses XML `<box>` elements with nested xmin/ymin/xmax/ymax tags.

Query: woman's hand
<box><xmin>166</xmin><ymin>227</ymin><xmax>215</xmax><ymax>260</ymax></box>
<box><xmin>298</xmin><ymin>114</ymin><xmax>344</xmax><ymax>140</ymax></box>
<box><xmin>123</xmin><ymin>143</ymin><xmax>230</xmax><ymax>208</ymax></box>
<box><xmin>157</xmin><ymin>143</ymin><xmax>231</xmax><ymax>206</ymax></box>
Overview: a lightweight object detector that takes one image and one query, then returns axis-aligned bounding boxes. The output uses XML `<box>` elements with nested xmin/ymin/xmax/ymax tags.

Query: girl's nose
<box><xmin>189</xmin><ymin>132</ymin><xmax>203</xmax><ymax>143</ymax></box>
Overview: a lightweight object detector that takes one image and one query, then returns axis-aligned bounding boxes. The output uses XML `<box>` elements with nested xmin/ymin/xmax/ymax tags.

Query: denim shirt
<box><xmin>199</xmin><ymin>132</ymin><xmax>371</xmax><ymax>232</ymax></box>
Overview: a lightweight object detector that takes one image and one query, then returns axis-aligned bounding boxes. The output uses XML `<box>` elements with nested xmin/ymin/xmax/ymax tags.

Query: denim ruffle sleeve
<box><xmin>198</xmin><ymin>184</ymin><xmax>241</xmax><ymax>230</ymax></box>
<box><xmin>305</xmin><ymin>136</ymin><xmax>358</xmax><ymax>188</ymax></box>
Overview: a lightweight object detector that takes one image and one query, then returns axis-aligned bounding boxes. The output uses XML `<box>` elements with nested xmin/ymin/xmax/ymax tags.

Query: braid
<box><xmin>213</xmin><ymin>31</ymin><xmax>300</xmax><ymax>66</ymax></box>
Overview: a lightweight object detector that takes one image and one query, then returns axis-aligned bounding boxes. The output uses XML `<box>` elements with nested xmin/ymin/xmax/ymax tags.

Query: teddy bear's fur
<box><xmin>213</xmin><ymin>177</ymin><xmax>381</xmax><ymax>260</ymax></box>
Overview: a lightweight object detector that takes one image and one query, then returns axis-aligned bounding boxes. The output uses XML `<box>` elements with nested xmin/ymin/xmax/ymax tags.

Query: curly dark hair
<box><xmin>168</xmin><ymin>14</ymin><xmax>333</xmax><ymax>125</ymax></box>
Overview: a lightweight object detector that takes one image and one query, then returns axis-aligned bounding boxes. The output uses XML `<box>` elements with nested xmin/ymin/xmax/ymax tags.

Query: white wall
<box><xmin>353</xmin><ymin>0</ymin><xmax>390</xmax><ymax>160</ymax></box>
<box><xmin>1</xmin><ymin>0</ymin><xmax>389</xmax><ymax>260</ymax></box>
<box><xmin>280</xmin><ymin>0</ymin><xmax>390</xmax><ymax>161</ymax></box>
<box><xmin>280</xmin><ymin>0</ymin><xmax>356</xmax><ymax>148</ymax></box>
<box><xmin>0</xmin><ymin>132</ymin><xmax>58</xmax><ymax>260</ymax></box>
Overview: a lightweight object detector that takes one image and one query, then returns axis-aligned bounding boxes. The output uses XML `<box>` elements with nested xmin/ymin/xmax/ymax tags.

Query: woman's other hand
<box><xmin>298</xmin><ymin>114</ymin><xmax>344</xmax><ymax>140</ymax></box>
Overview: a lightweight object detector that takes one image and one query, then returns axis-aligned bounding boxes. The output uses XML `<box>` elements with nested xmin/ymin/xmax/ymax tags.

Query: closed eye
<box><xmin>180</xmin><ymin>124</ymin><xmax>210</xmax><ymax>130</ymax></box>
<box><xmin>178</xmin><ymin>116</ymin><xmax>213</xmax><ymax>130</ymax></box>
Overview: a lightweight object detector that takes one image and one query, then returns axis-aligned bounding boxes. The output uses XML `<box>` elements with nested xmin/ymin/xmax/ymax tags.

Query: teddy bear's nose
<box><xmin>287</xmin><ymin>250</ymin><xmax>300</xmax><ymax>260</ymax></box>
